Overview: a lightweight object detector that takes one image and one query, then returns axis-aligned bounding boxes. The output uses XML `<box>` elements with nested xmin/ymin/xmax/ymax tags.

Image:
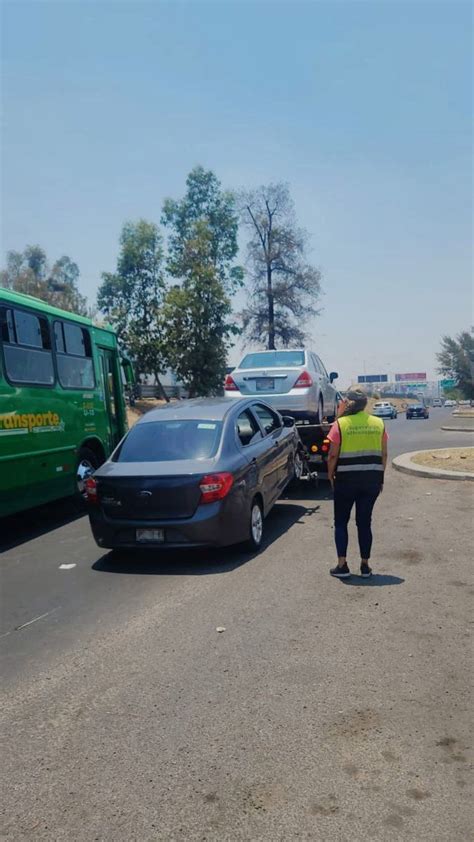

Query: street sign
<box><xmin>404</xmin><ymin>382</ymin><xmax>427</xmax><ymax>388</ymax></box>
<box><xmin>395</xmin><ymin>372</ymin><xmax>427</xmax><ymax>382</ymax></box>
<box><xmin>358</xmin><ymin>374</ymin><xmax>388</xmax><ymax>384</ymax></box>
<box><xmin>439</xmin><ymin>378</ymin><xmax>456</xmax><ymax>389</ymax></box>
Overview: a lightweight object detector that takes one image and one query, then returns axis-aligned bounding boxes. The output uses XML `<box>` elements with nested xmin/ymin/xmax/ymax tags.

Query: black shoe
<box><xmin>330</xmin><ymin>563</ymin><xmax>351</xmax><ymax>578</ymax></box>
<box><xmin>360</xmin><ymin>563</ymin><xmax>372</xmax><ymax>578</ymax></box>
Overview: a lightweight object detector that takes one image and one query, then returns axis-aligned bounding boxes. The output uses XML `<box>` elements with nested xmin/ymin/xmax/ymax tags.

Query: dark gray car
<box><xmin>87</xmin><ymin>397</ymin><xmax>298</xmax><ymax>552</ymax></box>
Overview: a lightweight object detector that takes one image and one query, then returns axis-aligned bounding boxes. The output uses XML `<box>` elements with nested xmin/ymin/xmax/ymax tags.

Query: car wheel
<box><xmin>315</xmin><ymin>396</ymin><xmax>324</xmax><ymax>425</ymax></box>
<box><xmin>327</xmin><ymin>400</ymin><xmax>337</xmax><ymax>423</ymax></box>
<box><xmin>75</xmin><ymin>447</ymin><xmax>100</xmax><ymax>502</ymax></box>
<box><xmin>293</xmin><ymin>449</ymin><xmax>304</xmax><ymax>481</ymax></box>
<box><xmin>246</xmin><ymin>498</ymin><xmax>264</xmax><ymax>551</ymax></box>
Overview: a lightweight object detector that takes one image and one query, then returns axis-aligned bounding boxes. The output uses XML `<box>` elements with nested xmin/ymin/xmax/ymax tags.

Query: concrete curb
<box><xmin>392</xmin><ymin>448</ymin><xmax>474</xmax><ymax>481</ymax></box>
<box><xmin>441</xmin><ymin>425</ymin><xmax>474</xmax><ymax>433</ymax></box>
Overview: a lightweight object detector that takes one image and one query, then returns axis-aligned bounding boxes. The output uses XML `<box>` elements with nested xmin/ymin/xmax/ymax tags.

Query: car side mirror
<box><xmin>282</xmin><ymin>415</ymin><xmax>295</xmax><ymax>428</ymax></box>
<box><xmin>329</xmin><ymin>371</ymin><xmax>338</xmax><ymax>383</ymax></box>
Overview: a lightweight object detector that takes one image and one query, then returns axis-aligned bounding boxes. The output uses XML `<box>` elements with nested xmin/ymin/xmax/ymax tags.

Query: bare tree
<box><xmin>239</xmin><ymin>183</ymin><xmax>322</xmax><ymax>349</ymax></box>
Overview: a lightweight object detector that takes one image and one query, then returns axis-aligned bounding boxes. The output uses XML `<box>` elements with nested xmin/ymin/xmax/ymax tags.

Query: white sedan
<box><xmin>372</xmin><ymin>401</ymin><xmax>398</xmax><ymax>419</ymax></box>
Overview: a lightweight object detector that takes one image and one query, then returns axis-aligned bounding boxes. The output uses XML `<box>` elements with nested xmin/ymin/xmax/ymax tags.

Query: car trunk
<box><xmin>96</xmin><ymin>468</ymin><xmax>206</xmax><ymax>521</ymax></box>
<box><xmin>232</xmin><ymin>367</ymin><xmax>303</xmax><ymax>395</ymax></box>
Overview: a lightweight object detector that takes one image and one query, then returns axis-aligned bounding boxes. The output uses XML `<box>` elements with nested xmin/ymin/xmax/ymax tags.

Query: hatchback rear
<box><xmin>224</xmin><ymin>349</ymin><xmax>338</xmax><ymax>423</ymax></box>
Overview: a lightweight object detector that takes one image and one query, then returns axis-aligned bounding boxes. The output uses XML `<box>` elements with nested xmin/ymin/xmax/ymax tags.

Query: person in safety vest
<box><xmin>326</xmin><ymin>389</ymin><xmax>388</xmax><ymax>578</ymax></box>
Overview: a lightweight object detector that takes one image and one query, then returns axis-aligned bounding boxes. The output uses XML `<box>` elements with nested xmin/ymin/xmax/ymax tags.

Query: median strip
<box><xmin>393</xmin><ymin>447</ymin><xmax>474</xmax><ymax>481</ymax></box>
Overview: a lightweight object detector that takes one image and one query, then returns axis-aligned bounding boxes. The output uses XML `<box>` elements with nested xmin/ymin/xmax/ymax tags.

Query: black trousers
<box><xmin>333</xmin><ymin>481</ymin><xmax>381</xmax><ymax>559</ymax></box>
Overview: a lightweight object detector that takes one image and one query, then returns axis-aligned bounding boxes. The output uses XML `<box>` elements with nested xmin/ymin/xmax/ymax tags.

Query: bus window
<box><xmin>54</xmin><ymin>320</ymin><xmax>95</xmax><ymax>389</ymax></box>
<box><xmin>0</xmin><ymin>306</ymin><xmax>54</xmax><ymax>385</ymax></box>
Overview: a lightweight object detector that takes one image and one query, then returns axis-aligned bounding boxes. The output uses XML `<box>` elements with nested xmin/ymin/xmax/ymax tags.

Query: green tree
<box><xmin>239</xmin><ymin>183</ymin><xmax>322</xmax><ymax>349</ymax></box>
<box><xmin>97</xmin><ymin>220</ymin><xmax>167</xmax><ymax>387</ymax></box>
<box><xmin>437</xmin><ymin>330</ymin><xmax>474</xmax><ymax>399</ymax></box>
<box><xmin>0</xmin><ymin>246</ymin><xmax>89</xmax><ymax>315</ymax></box>
<box><xmin>162</xmin><ymin>167</ymin><xmax>242</xmax><ymax>395</ymax></box>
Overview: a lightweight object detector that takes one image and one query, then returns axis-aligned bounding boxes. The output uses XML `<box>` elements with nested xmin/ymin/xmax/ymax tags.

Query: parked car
<box><xmin>432</xmin><ymin>398</ymin><xmax>443</xmax><ymax>407</ymax></box>
<box><xmin>86</xmin><ymin>398</ymin><xmax>299</xmax><ymax>552</ymax></box>
<box><xmin>458</xmin><ymin>400</ymin><xmax>470</xmax><ymax>406</ymax></box>
<box><xmin>372</xmin><ymin>401</ymin><xmax>398</xmax><ymax>419</ymax></box>
<box><xmin>444</xmin><ymin>399</ymin><xmax>456</xmax><ymax>407</ymax></box>
<box><xmin>406</xmin><ymin>403</ymin><xmax>429</xmax><ymax>419</ymax></box>
<box><xmin>224</xmin><ymin>349</ymin><xmax>338</xmax><ymax>424</ymax></box>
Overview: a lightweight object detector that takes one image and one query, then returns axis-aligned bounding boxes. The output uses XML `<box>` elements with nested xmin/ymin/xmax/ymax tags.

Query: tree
<box><xmin>239</xmin><ymin>183</ymin><xmax>322</xmax><ymax>349</ymax></box>
<box><xmin>161</xmin><ymin>167</ymin><xmax>242</xmax><ymax>396</ymax></box>
<box><xmin>437</xmin><ymin>330</ymin><xmax>474</xmax><ymax>399</ymax></box>
<box><xmin>162</xmin><ymin>165</ymin><xmax>243</xmax><ymax>295</ymax></box>
<box><xmin>97</xmin><ymin>220</ymin><xmax>167</xmax><ymax>388</ymax></box>
<box><xmin>0</xmin><ymin>245</ymin><xmax>89</xmax><ymax>315</ymax></box>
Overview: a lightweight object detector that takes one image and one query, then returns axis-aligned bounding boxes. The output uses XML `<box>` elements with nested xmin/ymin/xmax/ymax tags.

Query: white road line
<box><xmin>59</xmin><ymin>563</ymin><xmax>76</xmax><ymax>570</ymax></box>
<box><xmin>15</xmin><ymin>607</ymin><xmax>59</xmax><ymax>632</ymax></box>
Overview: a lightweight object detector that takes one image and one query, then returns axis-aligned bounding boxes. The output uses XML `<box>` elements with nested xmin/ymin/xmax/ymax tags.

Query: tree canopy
<box><xmin>239</xmin><ymin>183</ymin><xmax>322</xmax><ymax>349</ymax></box>
<box><xmin>0</xmin><ymin>246</ymin><xmax>88</xmax><ymax>315</ymax></box>
<box><xmin>97</xmin><ymin>220</ymin><xmax>167</xmax><ymax>382</ymax></box>
<box><xmin>161</xmin><ymin>167</ymin><xmax>241</xmax><ymax>396</ymax></box>
<box><xmin>437</xmin><ymin>330</ymin><xmax>474</xmax><ymax>399</ymax></box>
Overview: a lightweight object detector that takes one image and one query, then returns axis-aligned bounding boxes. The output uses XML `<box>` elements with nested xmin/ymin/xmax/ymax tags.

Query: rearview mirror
<box><xmin>282</xmin><ymin>415</ymin><xmax>295</xmax><ymax>428</ymax></box>
<box><xmin>329</xmin><ymin>371</ymin><xmax>338</xmax><ymax>383</ymax></box>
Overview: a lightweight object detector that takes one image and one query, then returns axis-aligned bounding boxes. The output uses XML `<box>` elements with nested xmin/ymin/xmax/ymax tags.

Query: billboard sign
<box><xmin>395</xmin><ymin>372</ymin><xmax>426</xmax><ymax>382</ymax></box>
<box><xmin>358</xmin><ymin>374</ymin><xmax>388</xmax><ymax>384</ymax></box>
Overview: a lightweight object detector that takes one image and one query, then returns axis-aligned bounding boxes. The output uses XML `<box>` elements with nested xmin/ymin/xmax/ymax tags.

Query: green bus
<box><xmin>0</xmin><ymin>288</ymin><xmax>132</xmax><ymax>518</ymax></box>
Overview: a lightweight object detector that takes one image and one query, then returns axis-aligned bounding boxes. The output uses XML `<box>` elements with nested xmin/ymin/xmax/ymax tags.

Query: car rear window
<box><xmin>113</xmin><ymin>420</ymin><xmax>222</xmax><ymax>462</ymax></box>
<box><xmin>239</xmin><ymin>351</ymin><xmax>305</xmax><ymax>369</ymax></box>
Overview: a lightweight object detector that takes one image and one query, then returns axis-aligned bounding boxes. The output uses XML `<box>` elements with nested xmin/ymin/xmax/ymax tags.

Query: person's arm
<box><xmin>327</xmin><ymin>440</ymin><xmax>340</xmax><ymax>488</ymax></box>
<box><xmin>382</xmin><ymin>435</ymin><xmax>388</xmax><ymax>472</ymax></box>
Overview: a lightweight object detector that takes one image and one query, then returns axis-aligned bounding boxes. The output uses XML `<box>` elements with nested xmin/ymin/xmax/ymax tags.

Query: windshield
<box><xmin>239</xmin><ymin>351</ymin><xmax>305</xmax><ymax>369</ymax></box>
<box><xmin>113</xmin><ymin>419</ymin><xmax>222</xmax><ymax>462</ymax></box>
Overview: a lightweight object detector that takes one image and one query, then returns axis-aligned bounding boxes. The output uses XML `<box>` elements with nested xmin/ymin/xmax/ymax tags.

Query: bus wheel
<box><xmin>76</xmin><ymin>447</ymin><xmax>99</xmax><ymax>500</ymax></box>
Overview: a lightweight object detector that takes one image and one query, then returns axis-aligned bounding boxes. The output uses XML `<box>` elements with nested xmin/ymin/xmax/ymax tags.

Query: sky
<box><xmin>1</xmin><ymin>0</ymin><xmax>472</xmax><ymax>387</ymax></box>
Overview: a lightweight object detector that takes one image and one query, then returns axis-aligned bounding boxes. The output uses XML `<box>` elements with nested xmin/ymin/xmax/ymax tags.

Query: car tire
<box><xmin>75</xmin><ymin>447</ymin><xmax>100</xmax><ymax>502</ymax></box>
<box><xmin>327</xmin><ymin>400</ymin><xmax>337</xmax><ymax>423</ymax></box>
<box><xmin>245</xmin><ymin>498</ymin><xmax>264</xmax><ymax>551</ymax></box>
<box><xmin>293</xmin><ymin>449</ymin><xmax>304</xmax><ymax>482</ymax></box>
<box><xmin>315</xmin><ymin>396</ymin><xmax>324</xmax><ymax>425</ymax></box>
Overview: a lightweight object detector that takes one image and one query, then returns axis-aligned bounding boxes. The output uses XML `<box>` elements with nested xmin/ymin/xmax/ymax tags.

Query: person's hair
<box><xmin>343</xmin><ymin>390</ymin><xmax>368</xmax><ymax>416</ymax></box>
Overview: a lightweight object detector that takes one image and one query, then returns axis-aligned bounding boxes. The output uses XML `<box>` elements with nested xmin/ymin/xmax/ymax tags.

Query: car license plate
<box><xmin>136</xmin><ymin>528</ymin><xmax>164</xmax><ymax>543</ymax></box>
<box><xmin>256</xmin><ymin>378</ymin><xmax>274</xmax><ymax>391</ymax></box>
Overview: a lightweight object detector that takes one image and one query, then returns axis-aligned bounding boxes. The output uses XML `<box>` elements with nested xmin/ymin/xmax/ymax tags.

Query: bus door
<box><xmin>98</xmin><ymin>348</ymin><xmax>122</xmax><ymax>451</ymax></box>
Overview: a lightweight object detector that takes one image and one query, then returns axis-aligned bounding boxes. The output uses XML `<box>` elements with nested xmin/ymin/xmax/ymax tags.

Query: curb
<box><xmin>441</xmin><ymin>426</ymin><xmax>474</xmax><ymax>433</ymax></box>
<box><xmin>392</xmin><ymin>448</ymin><xmax>474</xmax><ymax>482</ymax></box>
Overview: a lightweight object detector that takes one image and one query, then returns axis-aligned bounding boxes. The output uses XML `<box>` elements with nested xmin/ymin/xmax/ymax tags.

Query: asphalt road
<box><xmin>1</xmin><ymin>408</ymin><xmax>472</xmax><ymax>841</ymax></box>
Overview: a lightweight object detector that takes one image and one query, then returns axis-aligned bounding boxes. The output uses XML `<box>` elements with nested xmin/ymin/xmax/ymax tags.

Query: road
<box><xmin>1</xmin><ymin>407</ymin><xmax>472</xmax><ymax>841</ymax></box>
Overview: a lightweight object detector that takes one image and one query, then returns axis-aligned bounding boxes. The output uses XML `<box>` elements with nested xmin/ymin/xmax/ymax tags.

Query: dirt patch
<box><xmin>126</xmin><ymin>398</ymin><xmax>177</xmax><ymax>429</ymax></box>
<box><xmin>411</xmin><ymin>448</ymin><xmax>474</xmax><ymax>473</ymax></box>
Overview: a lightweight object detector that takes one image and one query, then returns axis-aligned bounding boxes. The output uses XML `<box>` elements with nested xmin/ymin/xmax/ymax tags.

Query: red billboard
<box><xmin>395</xmin><ymin>372</ymin><xmax>427</xmax><ymax>382</ymax></box>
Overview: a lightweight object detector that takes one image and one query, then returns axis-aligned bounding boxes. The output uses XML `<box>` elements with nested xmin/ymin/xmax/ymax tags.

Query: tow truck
<box><xmin>293</xmin><ymin>418</ymin><xmax>333</xmax><ymax>486</ymax></box>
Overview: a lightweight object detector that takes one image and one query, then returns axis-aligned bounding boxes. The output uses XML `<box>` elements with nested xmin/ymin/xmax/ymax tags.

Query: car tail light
<box><xmin>321</xmin><ymin>439</ymin><xmax>330</xmax><ymax>453</ymax></box>
<box><xmin>85</xmin><ymin>476</ymin><xmax>98</xmax><ymax>503</ymax></box>
<box><xmin>294</xmin><ymin>370</ymin><xmax>313</xmax><ymax>388</ymax></box>
<box><xmin>199</xmin><ymin>472</ymin><xmax>234</xmax><ymax>504</ymax></box>
<box><xmin>224</xmin><ymin>374</ymin><xmax>238</xmax><ymax>391</ymax></box>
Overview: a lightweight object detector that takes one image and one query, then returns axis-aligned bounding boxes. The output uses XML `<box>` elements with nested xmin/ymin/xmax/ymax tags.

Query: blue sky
<box><xmin>1</xmin><ymin>0</ymin><xmax>472</xmax><ymax>385</ymax></box>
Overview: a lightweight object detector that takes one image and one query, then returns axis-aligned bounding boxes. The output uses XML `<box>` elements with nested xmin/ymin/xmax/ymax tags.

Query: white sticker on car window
<box><xmin>198</xmin><ymin>423</ymin><xmax>216</xmax><ymax>429</ymax></box>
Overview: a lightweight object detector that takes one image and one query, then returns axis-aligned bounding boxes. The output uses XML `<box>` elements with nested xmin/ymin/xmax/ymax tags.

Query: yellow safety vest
<box><xmin>337</xmin><ymin>412</ymin><xmax>384</xmax><ymax>480</ymax></box>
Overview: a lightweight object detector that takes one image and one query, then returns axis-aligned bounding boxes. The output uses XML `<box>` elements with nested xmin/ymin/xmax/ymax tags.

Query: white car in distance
<box><xmin>372</xmin><ymin>401</ymin><xmax>398</xmax><ymax>419</ymax></box>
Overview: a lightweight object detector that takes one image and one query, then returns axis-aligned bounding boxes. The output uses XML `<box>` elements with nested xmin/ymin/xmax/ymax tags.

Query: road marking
<box><xmin>59</xmin><ymin>563</ymin><xmax>76</xmax><ymax>570</ymax></box>
<box><xmin>15</xmin><ymin>607</ymin><xmax>59</xmax><ymax>632</ymax></box>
